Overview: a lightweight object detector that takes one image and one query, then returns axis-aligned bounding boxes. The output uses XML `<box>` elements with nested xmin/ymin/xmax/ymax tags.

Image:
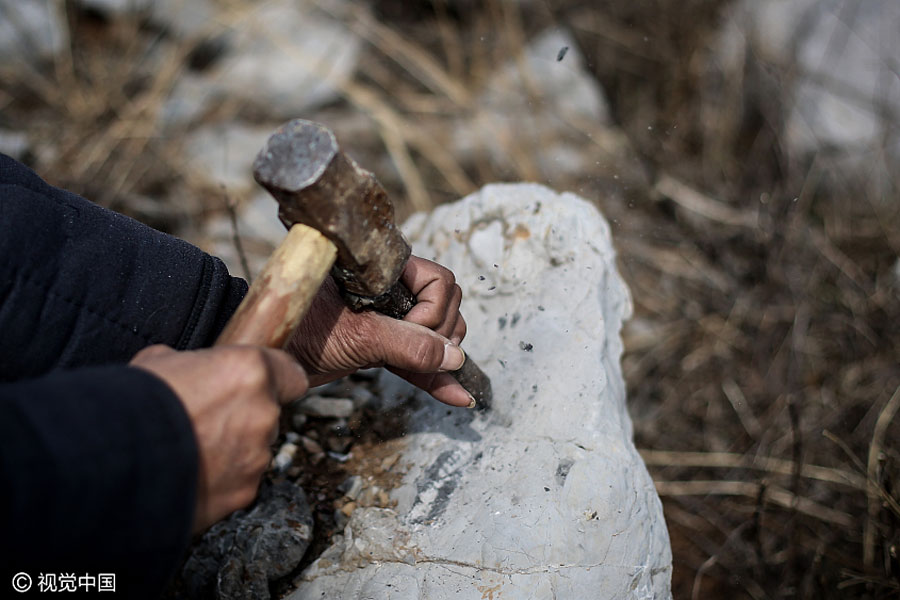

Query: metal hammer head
<box><xmin>252</xmin><ymin>119</ymin><xmax>411</xmax><ymax>298</ymax></box>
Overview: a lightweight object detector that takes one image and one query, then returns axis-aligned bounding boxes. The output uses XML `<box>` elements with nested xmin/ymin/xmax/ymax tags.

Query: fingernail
<box><xmin>440</xmin><ymin>343</ymin><xmax>465</xmax><ymax>371</ymax></box>
<box><xmin>466</xmin><ymin>394</ymin><xmax>477</xmax><ymax>409</ymax></box>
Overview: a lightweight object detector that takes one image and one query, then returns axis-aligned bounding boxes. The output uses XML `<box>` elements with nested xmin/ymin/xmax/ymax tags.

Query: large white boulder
<box><xmin>288</xmin><ymin>184</ymin><xmax>672</xmax><ymax>599</ymax></box>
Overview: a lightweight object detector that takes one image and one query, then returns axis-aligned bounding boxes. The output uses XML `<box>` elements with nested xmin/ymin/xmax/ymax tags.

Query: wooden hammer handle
<box><xmin>217</xmin><ymin>223</ymin><xmax>337</xmax><ymax>348</ymax></box>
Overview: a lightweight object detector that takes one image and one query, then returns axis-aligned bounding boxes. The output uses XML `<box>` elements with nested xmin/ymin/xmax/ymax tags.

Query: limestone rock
<box><xmin>0</xmin><ymin>0</ymin><xmax>65</xmax><ymax>64</ymax></box>
<box><xmin>184</xmin><ymin>123</ymin><xmax>274</xmax><ymax>192</ymax></box>
<box><xmin>288</xmin><ymin>184</ymin><xmax>672</xmax><ymax>599</ymax></box>
<box><xmin>452</xmin><ymin>29</ymin><xmax>616</xmax><ymax>179</ymax></box>
<box><xmin>160</xmin><ymin>0</ymin><xmax>359</xmax><ymax>128</ymax></box>
<box><xmin>712</xmin><ymin>0</ymin><xmax>900</xmax><ymax>187</ymax></box>
<box><xmin>0</xmin><ymin>129</ymin><xmax>30</xmax><ymax>161</ymax></box>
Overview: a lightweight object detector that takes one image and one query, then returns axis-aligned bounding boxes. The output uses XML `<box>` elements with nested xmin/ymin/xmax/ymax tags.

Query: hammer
<box><xmin>216</xmin><ymin>119</ymin><xmax>492</xmax><ymax>409</ymax></box>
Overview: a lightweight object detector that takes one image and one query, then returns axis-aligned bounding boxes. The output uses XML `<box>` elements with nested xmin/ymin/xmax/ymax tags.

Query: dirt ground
<box><xmin>2</xmin><ymin>1</ymin><xmax>898</xmax><ymax>598</ymax></box>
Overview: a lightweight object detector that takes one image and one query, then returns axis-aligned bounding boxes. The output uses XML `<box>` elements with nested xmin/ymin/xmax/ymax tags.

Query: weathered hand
<box><xmin>287</xmin><ymin>256</ymin><xmax>473</xmax><ymax>407</ymax></box>
<box><xmin>130</xmin><ymin>344</ymin><xmax>308</xmax><ymax>532</ymax></box>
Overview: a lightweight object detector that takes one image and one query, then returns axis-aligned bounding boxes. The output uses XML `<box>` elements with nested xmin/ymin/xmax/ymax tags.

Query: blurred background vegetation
<box><xmin>1</xmin><ymin>0</ymin><xmax>898</xmax><ymax>597</ymax></box>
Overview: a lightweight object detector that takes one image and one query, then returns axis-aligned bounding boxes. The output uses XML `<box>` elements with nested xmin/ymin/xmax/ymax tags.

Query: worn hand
<box><xmin>130</xmin><ymin>344</ymin><xmax>308</xmax><ymax>532</ymax></box>
<box><xmin>287</xmin><ymin>256</ymin><xmax>472</xmax><ymax>407</ymax></box>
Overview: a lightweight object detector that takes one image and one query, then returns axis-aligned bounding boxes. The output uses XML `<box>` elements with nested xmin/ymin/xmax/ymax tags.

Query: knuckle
<box><xmin>452</xmin><ymin>283</ymin><xmax>463</xmax><ymax>303</ymax></box>
<box><xmin>231</xmin><ymin>348</ymin><xmax>271</xmax><ymax>391</ymax></box>
<box><xmin>410</xmin><ymin>336</ymin><xmax>443</xmax><ymax>371</ymax></box>
<box><xmin>438</xmin><ymin>266</ymin><xmax>456</xmax><ymax>287</ymax></box>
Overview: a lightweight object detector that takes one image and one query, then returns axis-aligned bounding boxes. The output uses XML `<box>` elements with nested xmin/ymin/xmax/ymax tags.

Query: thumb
<box><xmin>369</xmin><ymin>316</ymin><xmax>466</xmax><ymax>374</ymax></box>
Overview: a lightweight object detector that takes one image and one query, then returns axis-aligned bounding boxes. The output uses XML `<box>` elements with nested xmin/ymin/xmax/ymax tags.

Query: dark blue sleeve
<box><xmin>0</xmin><ymin>154</ymin><xmax>250</xmax><ymax>596</ymax></box>
<box><xmin>0</xmin><ymin>366</ymin><xmax>199</xmax><ymax>599</ymax></box>
<box><xmin>0</xmin><ymin>153</ymin><xmax>248</xmax><ymax>379</ymax></box>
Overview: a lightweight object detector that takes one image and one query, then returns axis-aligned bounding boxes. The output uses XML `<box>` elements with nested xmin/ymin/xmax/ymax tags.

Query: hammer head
<box><xmin>253</xmin><ymin>119</ymin><xmax>411</xmax><ymax>298</ymax></box>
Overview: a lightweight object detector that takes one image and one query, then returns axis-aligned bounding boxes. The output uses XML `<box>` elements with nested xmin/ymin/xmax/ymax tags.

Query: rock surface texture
<box><xmin>288</xmin><ymin>184</ymin><xmax>672</xmax><ymax>599</ymax></box>
<box><xmin>174</xmin><ymin>480</ymin><xmax>313</xmax><ymax>600</ymax></box>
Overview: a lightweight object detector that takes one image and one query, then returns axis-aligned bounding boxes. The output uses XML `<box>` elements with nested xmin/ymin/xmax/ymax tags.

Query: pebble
<box><xmin>291</xmin><ymin>412</ymin><xmax>308</xmax><ymax>431</ymax></box>
<box><xmin>327</xmin><ymin>436</ymin><xmax>352</xmax><ymax>453</ymax></box>
<box><xmin>272</xmin><ymin>442</ymin><xmax>298</xmax><ymax>471</ymax></box>
<box><xmin>333</xmin><ymin>508</ymin><xmax>349</xmax><ymax>530</ymax></box>
<box><xmin>338</xmin><ymin>475</ymin><xmax>364</xmax><ymax>500</ymax></box>
<box><xmin>380</xmin><ymin>453</ymin><xmax>400</xmax><ymax>472</ymax></box>
<box><xmin>300</xmin><ymin>436</ymin><xmax>323</xmax><ymax>455</ymax></box>
<box><xmin>358</xmin><ymin>485</ymin><xmax>383</xmax><ymax>507</ymax></box>
<box><xmin>297</xmin><ymin>395</ymin><xmax>355</xmax><ymax>418</ymax></box>
<box><xmin>327</xmin><ymin>451</ymin><xmax>352</xmax><ymax>463</ymax></box>
<box><xmin>350</xmin><ymin>386</ymin><xmax>375</xmax><ymax>408</ymax></box>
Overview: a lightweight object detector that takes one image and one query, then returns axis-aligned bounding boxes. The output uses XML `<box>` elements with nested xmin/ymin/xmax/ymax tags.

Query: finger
<box><xmin>432</xmin><ymin>283</ymin><xmax>462</xmax><ymax>339</ymax></box>
<box><xmin>261</xmin><ymin>348</ymin><xmax>309</xmax><ymax>404</ymax></box>
<box><xmin>387</xmin><ymin>368</ymin><xmax>474</xmax><ymax>408</ymax></box>
<box><xmin>368</xmin><ymin>316</ymin><xmax>465</xmax><ymax>374</ymax></box>
<box><xmin>402</xmin><ymin>256</ymin><xmax>457</xmax><ymax>330</ymax></box>
<box><xmin>450</xmin><ymin>315</ymin><xmax>467</xmax><ymax>346</ymax></box>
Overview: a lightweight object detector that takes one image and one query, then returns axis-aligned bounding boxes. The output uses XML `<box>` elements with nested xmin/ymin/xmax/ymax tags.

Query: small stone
<box><xmin>273</xmin><ymin>442</ymin><xmax>298</xmax><ymax>471</ymax></box>
<box><xmin>309</xmin><ymin>452</ymin><xmax>325</xmax><ymax>466</ymax></box>
<box><xmin>300</xmin><ymin>436</ymin><xmax>323</xmax><ymax>455</ymax></box>
<box><xmin>333</xmin><ymin>508</ymin><xmax>349</xmax><ymax>530</ymax></box>
<box><xmin>327</xmin><ymin>436</ymin><xmax>351</xmax><ymax>454</ymax></box>
<box><xmin>376</xmin><ymin>490</ymin><xmax>390</xmax><ymax>507</ymax></box>
<box><xmin>519</xmin><ymin>341</ymin><xmax>534</xmax><ymax>352</ymax></box>
<box><xmin>358</xmin><ymin>485</ymin><xmax>382</xmax><ymax>507</ymax></box>
<box><xmin>327</xmin><ymin>451</ymin><xmax>351</xmax><ymax>463</ymax></box>
<box><xmin>286</xmin><ymin>466</ymin><xmax>302</xmax><ymax>478</ymax></box>
<box><xmin>329</xmin><ymin>419</ymin><xmax>350</xmax><ymax>436</ymax></box>
<box><xmin>285</xmin><ymin>431</ymin><xmax>301</xmax><ymax>444</ymax></box>
<box><xmin>339</xmin><ymin>501</ymin><xmax>357</xmax><ymax>517</ymax></box>
<box><xmin>350</xmin><ymin>386</ymin><xmax>375</xmax><ymax>408</ymax></box>
<box><xmin>380</xmin><ymin>454</ymin><xmax>400</xmax><ymax>472</ymax></box>
<box><xmin>338</xmin><ymin>475</ymin><xmax>364</xmax><ymax>500</ymax></box>
<box><xmin>297</xmin><ymin>395</ymin><xmax>355</xmax><ymax>418</ymax></box>
<box><xmin>291</xmin><ymin>412</ymin><xmax>308</xmax><ymax>431</ymax></box>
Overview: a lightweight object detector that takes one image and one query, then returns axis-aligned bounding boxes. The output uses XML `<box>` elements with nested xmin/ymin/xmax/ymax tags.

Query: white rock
<box><xmin>297</xmin><ymin>396</ymin><xmax>355</xmax><ymax>419</ymax></box>
<box><xmin>160</xmin><ymin>0</ymin><xmax>359</xmax><ymax>128</ymax></box>
<box><xmin>715</xmin><ymin>0</ymin><xmax>900</xmax><ymax>185</ymax></box>
<box><xmin>0</xmin><ymin>129</ymin><xmax>30</xmax><ymax>160</ymax></box>
<box><xmin>184</xmin><ymin>123</ymin><xmax>274</xmax><ymax>191</ymax></box>
<box><xmin>273</xmin><ymin>442</ymin><xmax>298</xmax><ymax>471</ymax></box>
<box><xmin>452</xmin><ymin>28</ymin><xmax>614</xmax><ymax>179</ymax></box>
<box><xmin>288</xmin><ymin>184</ymin><xmax>672</xmax><ymax>599</ymax></box>
<box><xmin>0</xmin><ymin>0</ymin><xmax>66</xmax><ymax>63</ymax></box>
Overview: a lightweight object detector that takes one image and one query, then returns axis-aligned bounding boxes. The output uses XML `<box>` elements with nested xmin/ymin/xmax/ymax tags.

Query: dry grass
<box><xmin>2</xmin><ymin>0</ymin><xmax>898</xmax><ymax>597</ymax></box>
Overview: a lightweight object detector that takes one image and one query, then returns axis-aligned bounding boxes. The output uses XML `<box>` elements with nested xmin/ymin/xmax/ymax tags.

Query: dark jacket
<box><xmin>0</xmin><ymin>154</ymin><xmax>247</xmax><ymax>597</ymax></box>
